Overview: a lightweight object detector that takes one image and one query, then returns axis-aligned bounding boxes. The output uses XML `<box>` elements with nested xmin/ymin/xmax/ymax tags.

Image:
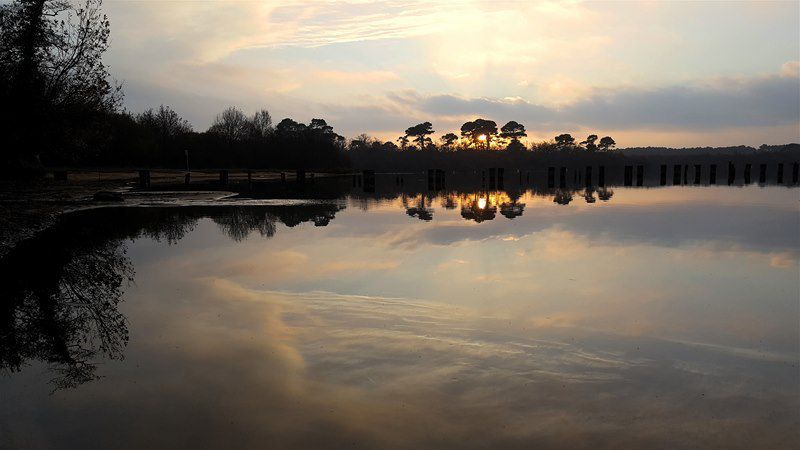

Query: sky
<box><xmin>103</xmin><ymin>0</ymin><xmax>800</xmax><ymax>147</ymax></box>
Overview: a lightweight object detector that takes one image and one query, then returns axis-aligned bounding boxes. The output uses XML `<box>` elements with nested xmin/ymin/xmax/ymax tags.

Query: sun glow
<box><xmin>477</xmin><ymin>197</ymin><xmax>487</xmax><ymax>209</ymax></box>
<box><xmin>478</xmin><ymin>134</ymin><xmax>487</xmax><ymax>141</ymax></box>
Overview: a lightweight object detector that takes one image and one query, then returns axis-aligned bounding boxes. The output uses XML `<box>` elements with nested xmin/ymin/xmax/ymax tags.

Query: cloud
<box><xmin>412</xmin><ymin>68</ymin><xmax>800</xmax><ymax>131</ymax></box>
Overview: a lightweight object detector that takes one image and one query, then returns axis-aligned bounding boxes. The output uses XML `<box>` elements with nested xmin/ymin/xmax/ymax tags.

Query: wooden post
<box><xmin>598</xmin><ymin>166</ymin><xmax>605</xmax><ymax>187</ymax></box>
<box><xmin>281</xmin><ymin>172</ymin><xmax>287</xmax><ymax>183</ymax></box>
<box><xmin>759</xmin><ymin>164</ymin><xmax>766</xmax><ymax>184</ymax></box>
<box><xmin>185</xmin><ymin>172</ymin><xmax>191</xmax><ymax>185</ymax></box>
<box><xmin>660</xmin><ymin>165</ymin><xmax>667</xmax><ymax>186</ymax></box>
<box><xmin>728</xmin><ymin>162</ymin><xmax>735</xmax><ymax>185</ymax></box>
<box><xmin>792</xmin><ymin>162</ymin><xmax>799</xmax><ymax>184</ymax></box>
<box><xmin>547</xmin><ymin>167</ymin><xmax>555</xmax><ymax>188</ymax></box>
<box><xmin>219</xmin><ymin>170</ymin><xmax>229</xmax><ymax>185</ymax></box>
<box><xmin>559</xmin><ymin>167</ymin><xmax>567</xmax><ymax>188</ymax></box>
<box><xmin>586</xmin><ymin>166</ymin><xmax>593</xmax><ymax>187</ymax></box>
<box><xmin>673</xmin><ymin>165</ymin><xmax>681</xmax><ymax>185</ymax></box>
<box><xmin>694</xmin><ymin>164</ymin><xmax>701</xmax><ymax>184</ymax></box>
<box><xmin>777</xmin><ymin>163</ymin><xmax>784</xmax><ymax>184</ymax></box>
<box><xmin>636</xmin><ymin>165</ymin><xmax>644</xmax><ymax>186</ymax></box>
<box><xmin>744</xmin><ymin>164</ymin><xmax>751</xmax><ymax>184</ymax></box>
<box><xmin>709</xmin><ymin>164</ymin><xmax>717</xmax><ymax>184</ymax></box>
<box><xmin>624</xmin><ymin>165</ymin><xmax>633</xmax><ymax>186</ymax></box>
<box><xmin>683</xmin><ymin>164</ymin><xmax>688</xmax><ymax>185</ymax></box>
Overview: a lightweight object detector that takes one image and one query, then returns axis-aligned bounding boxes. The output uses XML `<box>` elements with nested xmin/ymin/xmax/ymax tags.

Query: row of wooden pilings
<box><xmin>136</xmin><ymin>169</ymin><xmax>315</xmax><ymax>188</ymax></box>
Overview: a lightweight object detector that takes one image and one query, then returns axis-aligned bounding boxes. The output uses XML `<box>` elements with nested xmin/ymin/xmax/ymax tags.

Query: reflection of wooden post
<box><xmin>624</xmin><ymin>165</ymin><xmax>633</xmax><ymax>186</ymax></box>
<box><xmin>673</xmin><ymin>165</ymin><xmax>681</xmax><ymax>185</ymax></box>
<box><xmin>709</xmin><ymin>164</ymin><xmax>717</xmax><ymax>184</ymax></box>
<box><xmin>489</xmin><ymin>168</ymin><xmax>497</xmax><ymax>189</ymax></box>
<box><xmin>547</xmin><ymin>167</ymin><xmax>555</xmax><ymax>188</ymax></box>
<box><xmin>497</xmin><ymin>168</ymin><xmax>504</xmax><ymax>190</ymax></box>
<box><xmin>559</xmin><ymin>167</ymin><xmax>567</xmax><ymax>188</ymax></box>
<box><xmin>744</xmin><ymin>164</ymin><xmax>751</xmax><ymax>184</ymax></box>
<box><xmin>586</xmin><ymin>166</ymin><xmax>593</xmax><ymax>186</ymax></box>
<box><xmin>759</xmin><ymin>164</ymin><xmax>766</xmax><ymax>184</ymax></box>
<box><xmin>296</xmin><ymin>169</ymin><xmax>306</xmax><ymax>183</ymax></box>
<box><xmin>219</xmin><ymin>170</ymin><xmax>229</xmax><ymax>185</ymax></box>
<box><xmin>138</xmin><ymin>170</ymin><xmax>150</xmax><ymax>188</ymax></box>
<box><xmin>185</xmin><ymin>172</ymin><xmax>191</xmax><ymax>185</ymax></box>
<box><xmin>660</xmin><ymin>165</ymin><xmax>667</xmax><ymax>185</ymax></box>
<box><xmin>428</xmin><ymin>169</ymin><xmax>435</xmax><ymax>190</ymax></box>
<box><xmin>777</xmin><ymin>163</ymin><xmax>784</xmax><ymax>184</ymax></box>
<box><xmin>247</xmin><ymin>170</ymin><xmax>253</xmax><ymax>188</ymax></box>
<box><xmin>636</xmin><ymin>165</ymin><xmax>644</xmax><ymax>186</ymax></box>
<box><xmin>281</xmin><ymin>172</ymin><xmax>286</xmax><ymax>183</ymax></box>
<box><xmin>694</xmin><ymin>164</ymin><xmax>701</xmax><ymax>184</ymax></box>
<box><xmin>727</xmin><ymin>162</ymin><xmax>735</xmax><ymax>185</ymax></box>
<box><xmin>792</xmin><ymin>162</ymin><xmax>799</xmax><ymax>184</ymax></box>
<box><xmin>362</xmin><ymin>170</ymin><xmax>375</xmax><ymax>192</ymax></box>
<box><xmin>598</xmin><ymin>166</ymin><xmax>605</xmax><ymax>187</ymax></box>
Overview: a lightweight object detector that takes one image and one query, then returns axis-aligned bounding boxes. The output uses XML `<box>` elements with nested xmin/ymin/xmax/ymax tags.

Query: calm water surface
<box><xmin>1</xmin><ymin>183</ymin><xmax>798</xmax><ymax>449</ymax></box>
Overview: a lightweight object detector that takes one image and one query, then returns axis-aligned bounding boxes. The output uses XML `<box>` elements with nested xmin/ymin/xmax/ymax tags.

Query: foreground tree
<box><xmin>0</xmin><ymin>0</ymin><xmax>122</xmax><ymax>167</ymax></box>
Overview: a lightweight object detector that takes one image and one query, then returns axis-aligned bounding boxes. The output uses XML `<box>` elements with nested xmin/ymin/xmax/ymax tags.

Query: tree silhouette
<box><xmin>598</xmin><ymin>136</ymin><xmax>616</xmax><ymax>151</ymax></box>
<box><xmin>461</xmin><ymin>119</ymin><xmax>498</xmax><ymax>150</ymax></box>
<box><xmin>500</xmin><ymin>121</ymin><xmax>526</xmax><ymax>143</ymax></box>
<box><xmin>396</xmin><ymin>135</ymin><xmax>409</xmax><ymax>151</ymax></box>
<box><xmin>554</xmin><ymin>134</ymin><xmax>576</xmax><ymax>151</ymax></box>
<box><xmin>136</xmin><ymin>105</ymin><xmax>192</xmax><ymax>146</ymax></box>
<box><xmin>248</xmin><ymin>109</ymin><xmax>273</xmax><ymax>139</ymax></box>
<box><xmin>440</xmin><ymin>132</ymin><xmax>458</xmax><ymax>151</ymax></box>
<box><xmin>580</xmin><ymin>134</ymin><xmax>598</xmax><ymax>152</ymax></box>
<box><xmin>209</xmin><ymin>106</ymin><xmax>249</xmax><ymax>143</ymax></box>
<box><xmin>405</xmin><ymin>122</ymin><xmax>434</xmax><ymax>151</ymax></box>
<box><xmin>0</xmin><ymin>0</ymin><xmax>122</xmax><ymax>167</ymax></box>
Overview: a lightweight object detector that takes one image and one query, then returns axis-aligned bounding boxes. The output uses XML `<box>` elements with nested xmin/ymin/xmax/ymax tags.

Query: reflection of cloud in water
<box><xmin>5</xmin><ymin>272</ymin><xmax>797</xmax><ymax>449</ymax></box>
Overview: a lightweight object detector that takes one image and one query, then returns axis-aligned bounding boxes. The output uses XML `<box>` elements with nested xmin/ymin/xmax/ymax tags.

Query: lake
<box><xmin>1</xmin><ymin>178</ymin><xmax>798</xmax><ymax>449</ymax></box>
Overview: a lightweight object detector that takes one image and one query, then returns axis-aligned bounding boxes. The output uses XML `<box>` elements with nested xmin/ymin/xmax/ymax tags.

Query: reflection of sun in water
<box><xmin>478</xmin><ymin>134</ymin><xmax>487</xmax><ymax>142</ymax></box>
<box><xmin>477</xmin><ymin>197</ymin><xmax>487</xmax><ymax>209</ymax></box>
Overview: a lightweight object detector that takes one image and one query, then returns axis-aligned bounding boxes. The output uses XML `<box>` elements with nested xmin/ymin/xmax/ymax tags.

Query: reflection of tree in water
<box><xmin>553</xmin><ymin>190</ymin><xmax>573</xmax><ymax>205</ymax></box>
<box><xmin>597</xmin><ymin>187</ymin><xmax>614</xmax><ymax>201</ymax></box>
<box><xmin>499</xmin><ymin>191</ymin><xmax>526</xmax><ymax>219</ymax></box>
<box><xmin>213</xmin><ymin>208</ymin><xmax>278</xmax><ymax>242</ymax></box>
<box><xmin>461</xmin><ymin>195</ymin><xmax>497</xmax><ymax>222</ymax></box>
<box><xmin>0</xmin><ymin>225</ymin><xmax>132</xmax><ymax>391</ymax></box>
<box><xmin>210</xmin><ymin>204</ymin><xmax>344</xmax><ymax>241</ymax></box>
<box><xmin>406</xmin><ymin>195</ymin><xmax>434</xmax><ymax>221</ymax></box>
<box><xmin>583</xmin><ymin>187</ymin><xmax>597</xmax><ymax>204</ymax></box>
<box><xmin>1</xmin><ymin>203</ymin><xmax>346</xmax><ymax>390</ymax></box>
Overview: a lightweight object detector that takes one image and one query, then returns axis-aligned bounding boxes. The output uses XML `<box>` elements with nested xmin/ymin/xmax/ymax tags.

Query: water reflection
<box><xmin>0</xmin><ymin>220</ymin><xmax>132</xmax><ymax>390</ymax></box>
<box><xmin>0</xmin><ymin>185</ymin><xmax>798</xmax><ymax>449</ymax></box>
<box><xmin>0</xmin><ymin>204</ymin><xmax>345</xmax><ymax>390</ymax></box>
